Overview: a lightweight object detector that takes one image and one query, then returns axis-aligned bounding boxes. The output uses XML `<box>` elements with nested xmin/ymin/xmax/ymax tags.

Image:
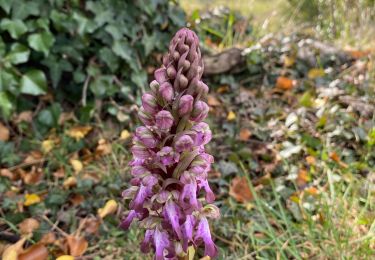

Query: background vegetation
<box><xmin>0</xmin><ymin>0</ymin><xmax>374</xmax><ymax>259</ymax></box>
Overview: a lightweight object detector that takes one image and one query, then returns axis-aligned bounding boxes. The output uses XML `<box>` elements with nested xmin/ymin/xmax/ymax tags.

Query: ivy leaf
<box><xmin>6</xmin><ymin>43</ymin><xmax>30</xmax><ymax>64</ymax></box>
<box><xmin>20</xmin><ymin>70</ymin><xmax>47</xmax><ymax>96</ymax></box>
<box><xmin>0</xmin><ymin>36</ymin><xmax>5</xmax><ymax>56</ymax></box>
<box><xmin>0</xmin><ymin>91</ymin><xmax>13</xmax><ymax>118</ymax></box>
<box><xmin>0</xmin><ymin>0</ymin><xmax>12</xmax><ymax>13</ymax></box>
<box><xmin>28</xmin><ymin>32</ymin><xmax>55</xmax><ymax>56</ymax></box>
<box><xmin>0</xmin><ymin>18</ymin><xmax>27</xmax><ymax>39</ymax></box>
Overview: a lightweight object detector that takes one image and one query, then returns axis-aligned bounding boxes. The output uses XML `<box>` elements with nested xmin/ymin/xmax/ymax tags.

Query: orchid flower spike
<box><xmin>121</xmin><ymin>28</ymin><xmax>219</xmax><ymax>259</ymax></box>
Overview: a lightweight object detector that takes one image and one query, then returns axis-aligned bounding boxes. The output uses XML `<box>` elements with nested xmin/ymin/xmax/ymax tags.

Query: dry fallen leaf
<box><xmin>1</xmin><ymin>237</ymin><xmax>26</xmax><ymax>260</ymax></box>
<box><xmin>207</xmin><ymin>95</ymin><xmax>221</xmax><ymax>106</ymax></box>
<box><xmin>53</xmin><ymin>168</ymin><xmax>66</xmax><ymax>179</ymax></box>
<box><xmin>56</xmin><ymin>256</ymin><xmax>75</xmax><ymax>260</ymax></box>
<box><xmin>120</xmin><ymin>129</ymin><xmax>131</xmax><ymax>140</ymax></box>
<box><xmin>18</xmin><ymin>218</ymin><xmax>40</xmax><ymax>235</ymax></box>
<box><xmin>305</xmin><ymin>156</ymin><xmax>316</xmax><ymax>165</ymax></box>
<box><xmin>70</xmin><ymin>159</ymin><xmax>83</xmax><ymax>173</ymax></box>
<box><xmin>70</xmin><ymin>194</ymin><xmax>84</xmax><ymax>206</ymax></box>
<box><xmin>0</xmin><ymin>168</ymin><xmax>17</xmax><ymax>180</ymax></box>
<box><xmin>23</xmin><ymin>151</ymin><xmax>43</xmax><ymax>164</ymax></box>
<box><xmin>18</xmin><ymin>243</ymin><xmax>48</xmax><ymax>260</ymax></box>
<box><xmin>229</xmin><ymin>176</ymin><xmax>253</xmax><ymax>203</ymax></box>
<box><xmin>95</xmin><ymin>139</ymin><xmax>112</xmax><ymax>156</ymax></box>
<box><xmin>24</xmin><ymin>193</ymin><xmax>41</xmax><ymax>206</ymax></box>
<box><xmin>63</xmin><ymin>176</ymin><xmax>77</xmax><ymax>189</ymax></box>
<box><xmin>239</xmin><ymin>128</ymin><xmax>252</xmax><ymax>141</ymax></box>
<box><xmin>83</xmin><ymin>217</ymin><xmax>101</xmax><ymax>235</ymax></box>
<box><xmin>276</xmin><ymin>76</ymin><xmax>295</xmax><ymax>90</ymax></box>
<box><xmin>14</xmin><ymin>111</ymin><xmax>33</xmax><ymax>124</ymax></box>
<box><xmin>98</xmin><ymin>199</ymin><xmax>118</xmax><ymax>218</ymax></box>
<box><xmin>0</xmin><ymin>122</ymin><xmax>10</xmax><ymax>141</ymax></box>
<box><xmin>20</xmin><ymin>167</ymin><xmax>43</xmax><ymax>185</ymax></box>
<box><xmin>66</xmin><ymin>126</ymin><xmax>92</xmax><ymax>141</ymax></box>
<box><xmin>297</xmin><ymin>169</ymin><xmax>310</xmax><ymax>187</ymax></box>
<box><xmin>39</xmin><ymin>232</ymin><xmax>56</xmax><ymax>245</ymax></box>
<box><xmin>66</xmin><ymin>235</ymin><xmax>88</xmax><ymax>257</ymax></box>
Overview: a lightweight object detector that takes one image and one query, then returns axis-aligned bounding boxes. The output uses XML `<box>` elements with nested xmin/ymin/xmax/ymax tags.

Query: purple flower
<box><xmin>154</xmin><ymin>229</ymin><xmax>171</xmax><ymax>260</ymax></box>
<box><xmin>159</xmin><ymin>82</ymin><xmax>174</xmax><ymax>102</ymax></box>
<box><xmin>178</xmin><ymin>95</ymin><xmax>194</xmax><ymax>116</ymax></box>
<box><xmin>122</xmin><ymin>28</ymin><xmax>219</xmax><ymax>259</ymax></box>
<box><xmin>142</xmin><ymin>93</ymin><xmax>159</xmax><ymax>114</ymax></box>
<box><xmin>191</xmin><ymin>101</ymin><xmax>209</xmax><ymax>122</ymax></box>
<box><xmin>157</xmin><ymin>146</ymin><xmax>179</xmax><ymax>166</ymax></box>
<box><xmin>194</xmin><ymin>217</ymin><xmax>218</xmax><ymax>258</ymax></box>
<box><xmin>135</xmin><ymin>126</ymin><xmax>158</xmax><ymax>148</ymax></box>
<box><xmin>174</xmin><ymin>135</ymin><xmax>194</xmax><ymax>152</ymax></box>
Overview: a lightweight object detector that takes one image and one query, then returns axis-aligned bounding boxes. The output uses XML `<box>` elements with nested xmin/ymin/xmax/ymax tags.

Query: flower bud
<box><xmin>138</xmin><ymin>107</ymin><xmax>154</xmax><ymax>126</ymax></box>
<box><xmin>149</xmin><ymin>80</ymin><xmax>160</xmax><ymax>94</ymax></box>
<box><xmin>159</xmin><ymin>82</ymin><xmax>174</xmax><ymax>103</ymax></box>
<box><xmin>191</xmin><ymin>101</ymin><xmax>209</xmax><ymax>122</ymax></box>
<box><xmin>174</xmin><ymin>135</ymin><xmax>194</xmax><ymax>152</ymax></box>
<box><xmin>135</xmin><ymin>126</ymin><xmax>157</xmax><ymax>148</ymax></box>
<box><xmin>196</xmin><ymin>81</ymin><xmax>209</xmax><ymax>97</ymax></box>
<box><xmin>167</xmin><ymin>66</ymin><xmax>176</xmax><ymax>79</ymax></box>
<box><xmin>178</xmin><ymin>95</ymin><xmax>194</xmax><ymax>116</ymax></box>
<box><xmin>179</xmin><ymin>74</ymin><xmax>188</xmax><ymax>89</ymax></box>
<box><xmin>142</xmin><ymin>93</ymin><xmax>158</xmax><ymax>115</ymax></box>
<box><xmin>155</xmin><ymin>110</ymin><xmax>174</xmax><ymax>130</ymax></box>
<box><xmin>154</xmin><ymin>68</ymin><xmax>168</xmax><ymax>83</ymax></box>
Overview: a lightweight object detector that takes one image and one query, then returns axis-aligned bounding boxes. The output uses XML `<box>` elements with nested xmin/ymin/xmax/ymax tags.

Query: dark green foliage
<box><xmin>0</xmin><ymin>0</ymin><xmax>185</xmax><ymax>119</ymax></box>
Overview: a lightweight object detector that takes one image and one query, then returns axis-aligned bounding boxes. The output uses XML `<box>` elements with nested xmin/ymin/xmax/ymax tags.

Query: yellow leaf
<box><xmin>95</xmin><ymin>139</ymin><xmax>112</xmax><ymax>156</ymax></box>
<box><xmin>120</xmin><ymin>130</ymin><xmax>131</xmax><ymax>140</ymax></box>
<box><xmin>56</xmin><ymin>255</ymin><xmax>75</xmax><ymax>260</ymax></box>
<box><xmin>63</xmin><ymin>176</ymin><xmax>77</xmax><ymax>189</ymax></box>
<box><xmin>41</xmin><ymin>140</ymin><xmax>54</xmax><ymax>153</ymax></box>
<box><xmin>70</xmin><ymin>159</ymin><xmax>83</xmax><ymax>173</ymax></box>
<box><xmin>24</xmin><ymin>193</ymin><xmax>41</xmax><ymax>206</ymax></box>
<box><xmin>66</xmin><ymin>126</ymin><xmax>92</xmax><ymax>141</ymax></box>
<box><xmin>227</xmin><ymin>111</ymin><xmax>236</xmax><ymax>121</ymax></box>
<box><xmin>283</xmin><ymin>55</ymin><xmax>295</xmax><ymax>67</ymax></box>
<box><xmin>98</xmin><ymin>199</ymin><xmax>118</xmax><ymax>218</ymax></box>
<box><xmin>308</xmin><ymin>68</ymin><xmax>325</xmax><ymax>79</ymax></box>
<box><xmin>0</xmin><ymin>122</ymin><xmax>10</xmax><ymax>142</ymax></box>
<box><xmin>2</xmin><ymin>237</ymin><xmax>26</xmax><ymax>260</ymax></box>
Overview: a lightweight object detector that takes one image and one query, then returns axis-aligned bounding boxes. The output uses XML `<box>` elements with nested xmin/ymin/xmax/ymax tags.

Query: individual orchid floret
<box><xmin>121</xmin><ymin>28</ymin><xmax>219</xmax><ymax>259</ymax></box>
<box><xmin>178</xmin><ymin>95</ymin><xmax>194</xmax><ymax>116</ymax></box>
<box><xmin>142</xmin><ymin>92</ymin><xmax>159</xmax><ymax>114</ymax></box>
<box><xmin>155</xmin><ymin>110</ymin><xmax>174</xmax><ymax>130</ymax></box>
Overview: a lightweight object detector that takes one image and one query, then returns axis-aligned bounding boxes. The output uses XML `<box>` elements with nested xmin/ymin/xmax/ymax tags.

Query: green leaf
<box><xmin>20</xmin><ymin>70</ymin><xmax>47</xmax><ymax>96</ymax></box>
<box><xmin>28</xmin><ymin>32</ymin><xmax>55</xmax><ymax>56</ymax></box>
<box><xmin>0</xmin><ymin>0</ymin><xmax>11</xmax><ymax>13</ymax></box>
<box><xmin>0</xmin><ymin>91</ymin><xmax>13</xmax><ymax>118</ymax></box>
<box><xmin>0</xmin><ymin>36</ymin><xmax>5</xmax><ymax>56</ymax></box>
<box><xmin>112</xmin><ymin>40</ymin><xmax>132</xmax><ymax>61</ymax></box>
<box><xmin>0</xmin><ymin>18</ymin><xmax>27</xmax><ymax>39</ymax></box>
<box><xmin>6</xmin><ymin>43</ymin><xmax>30</xmax><ymax>64</ymax></box>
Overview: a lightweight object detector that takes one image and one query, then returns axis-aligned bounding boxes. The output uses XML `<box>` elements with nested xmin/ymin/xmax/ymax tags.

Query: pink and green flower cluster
<box><xmin>121</xmin><ymin>28</ymin><xmax>219</xmax><ymax>259</ymax></box>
